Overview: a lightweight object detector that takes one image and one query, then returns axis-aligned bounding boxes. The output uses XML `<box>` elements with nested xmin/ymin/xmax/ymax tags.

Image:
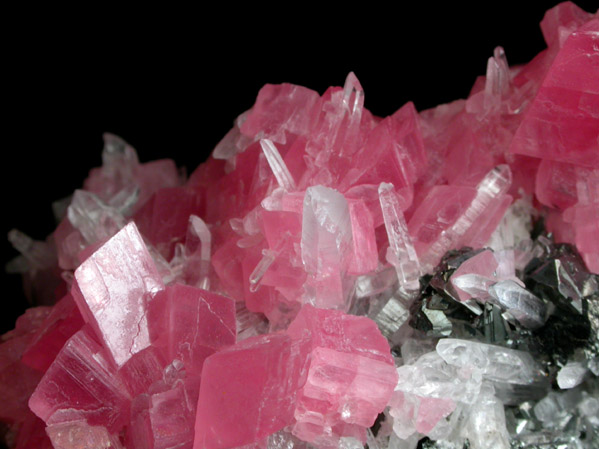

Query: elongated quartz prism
<box><xmin>378</xmin><ymin>182</ymin><xmax>420</xmax><ymax>293</ymax></box>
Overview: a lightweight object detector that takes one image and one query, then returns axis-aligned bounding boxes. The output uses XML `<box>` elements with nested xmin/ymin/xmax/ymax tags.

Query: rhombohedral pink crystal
<box><xmin>2</xmin><ymin>2</ymin><xmax>599</xmax><ymax>449</ymax></box>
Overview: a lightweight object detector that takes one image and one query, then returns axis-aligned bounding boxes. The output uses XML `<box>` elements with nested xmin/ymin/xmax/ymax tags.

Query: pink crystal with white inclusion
<box><xmin>71</xmin><ymin>222</ymin><xmax>164</xmax><ymax>367</ymax></box>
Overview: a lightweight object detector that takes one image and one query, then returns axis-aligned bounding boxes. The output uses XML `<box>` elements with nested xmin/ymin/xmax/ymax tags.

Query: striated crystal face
<box><xmin>2</xmin><ymin>3</ymin><xmax>599</xmax><ymax>449</ymax></box>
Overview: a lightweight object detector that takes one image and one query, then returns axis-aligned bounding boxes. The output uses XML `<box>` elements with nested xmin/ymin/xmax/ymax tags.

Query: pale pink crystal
<box><xmin>71</xmin><ymin>222</ymin><xmax>164</xmax><ymax>367</ymax></box>
<box><xmin>194</xmin><ymin>333</ymin><xmax>311</xmax><ymax>449</ymax></box>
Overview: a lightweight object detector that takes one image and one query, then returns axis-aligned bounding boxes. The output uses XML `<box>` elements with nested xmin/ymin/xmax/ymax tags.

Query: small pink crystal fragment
<box><xmin>414</xmin><ymin>165</ymin><xmax>512</xmax><ymax>272</ymax></box>
<box><xmin>72</xmin><ymin>222</ymin><xmax>164</xmax><ymax>367</ymax></box>
<box><xmin>535</xmin><ymin>159</ymin><xmax>597</xmax><ymax>210</ymax></box>
<box><xmin>28</xmin><ymin>327</ymin><xmax>130</xmax><ymax>432</ymax></box>
<box><xmin>287</xmin><ymin>305</ymin><xmax>397</xmax><ymax>446</ymax></box>
<box><xmin>119</xmin><ymin>346</ymin><xmax>166</xmax><ymax>397</ymax></box>
<box><xmin>194</xmin><ymin>333</ymin><xmax>311</xmax><ymax>449</ymax></box>
<box><xmin>510</xmin><ymin>19</ymin><xmax>599</xmax><ymax>167</ymax></box>
<box><xmin>130</xmin><ymin>381</ymin><xmax>196</xmax><ymax>449</ymax></box>
<box><xmin>540</xmin><ymin>1</ymin><xmax>596</xmax><ymax>49</ymax></box>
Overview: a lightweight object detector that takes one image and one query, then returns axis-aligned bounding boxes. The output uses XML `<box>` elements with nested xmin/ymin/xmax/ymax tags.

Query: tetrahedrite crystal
<box><xmin>2</xmin><ymin>3</ymin><xmax>599</xmax><ymax>449</ymax></box>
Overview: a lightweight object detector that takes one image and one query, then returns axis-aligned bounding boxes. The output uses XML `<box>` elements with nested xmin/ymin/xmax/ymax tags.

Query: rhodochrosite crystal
<box><xmin>2</xmin><ymin>3</ymin><xmax>599</xmax><ymax>449</ymax></box>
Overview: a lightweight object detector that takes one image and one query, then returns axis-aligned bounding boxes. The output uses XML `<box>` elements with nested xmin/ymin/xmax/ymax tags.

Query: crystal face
<box><xmin>2</xmin><ymin>3</ymin><xmax>599</xmax><ymax>449</ymax></box>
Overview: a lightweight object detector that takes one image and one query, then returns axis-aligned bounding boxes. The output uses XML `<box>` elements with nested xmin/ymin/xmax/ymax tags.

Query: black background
<box><xmin>2</xmin><ymin>2</ymin><xmax>598</xmax><ymax>335</ymax></box>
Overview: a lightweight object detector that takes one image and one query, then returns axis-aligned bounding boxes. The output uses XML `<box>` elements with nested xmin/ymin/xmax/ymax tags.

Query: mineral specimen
<box><xmin>2</xmin><ymin>2</ymin><xmax>599</xmax><ymax>449</ymax></box>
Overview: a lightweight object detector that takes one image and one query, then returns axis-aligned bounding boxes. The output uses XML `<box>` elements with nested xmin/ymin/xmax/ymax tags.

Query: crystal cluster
<box><xmin>2</xmin><ymin>2</ymin><xmax>598</xmax><ymax>449</ymax></box>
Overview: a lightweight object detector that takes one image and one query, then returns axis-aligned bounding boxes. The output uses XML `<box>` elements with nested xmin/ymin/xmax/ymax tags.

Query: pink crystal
<box><xmin>28</xmin><ymin>327</ymin><xmax>130</xmax><ymax>432</ymax></box>
<box><xmin>287</xmin><ymin>305</ymin><xmax>398</xmax><ymax>446</ymax></box>
<box><xmin>148</xmin><ymin>284</ymin><xmax>236</xmax><ymax>393</ymax></box>
<box><xmin>71</xmin><ymin>222</ymin><xmax>164</xmax><ymax>367</ymax></box>
<box><xmin>194</xmin><ymin>333</ymin><xmax>311</xmax><ymax>449</ymax></box>
<box><xmin>4</xmin><ymin>5</ymin><xmax>599</xmax><ymax>448</ymax></box>
<box><xmin>510</xmin><ymin>19</ymin><xmax>599</xmax><ymax>167</ymax></box>
<box><xmin>21</xmin><ymin>293</ymin><xmax>84</xmax><ymax>372</ymax></box>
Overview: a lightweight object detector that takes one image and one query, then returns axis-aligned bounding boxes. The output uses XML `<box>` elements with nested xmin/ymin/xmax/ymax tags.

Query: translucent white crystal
<box><xmin>339</xmin><ymin>72</ymin><xmax>364</xmax><ymax>157</ymax></box>
<box><xmin>186</xmin><ymin>215</ymin><xmax>211</xmax><ymax>289</ymax></box>
<box><xmin>451</xmin><ymin>274</ymin><xmax>495</xmax><ymax>300</ymax></box>
<box><xmin>6</xmin><ymin>229</ymin><xmax>55</xmax><ymax>272</ymax></box>
<box><xmin>67</xmin><ymin>190</ymin><xmax>126</xmax><ymax>244</ymax></box>
<box><xmin>378</xmin><ymin>182</ymin><xmax>421</xmax><ymax>293</ymax></box>
<box><xmin>301</xmin><ymin>186</ymin><xmax>353</xmax><ymax>308</ymax></box>
<box><xmin>395</xmin><ymin>352</ymin><xmax>482</xmax><ymax>404</ymax></box>
<box><xmin>249</xmin><ymin>248</ymin><xmax>277</xmax><ymax>292</ymax></box>
<box><xmin>463</xmin><ymin>392</ymin><xmax>510</xmax><ymax>449</ymax></box>
<box><xmin>436</xmin><ymin>338</ymin><xmax>542</xmax><ymax>385</ymax></box>
<box><xmin>488</xmin><ymin>280</ymin><xmax>546</xmax><ymax>329</ymax></box>
<box><xmin>557</xmin><ymin>361</ymin><xmax>588</xmax><ymax>389</ymax></box>
<box><xmin>260</xmin><ymin>138</ymin><xmax>297</xmax><ymax>191</ymax></box>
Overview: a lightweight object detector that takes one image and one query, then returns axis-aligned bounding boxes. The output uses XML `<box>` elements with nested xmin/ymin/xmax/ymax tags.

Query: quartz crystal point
<box><xmin>72</xmin><ymin>222</ymin><xmax>164</xmax><ymax>367</ymax></box>
<box><xmin>379</xmin><ymin>183</ymin><xmax>420</xmax><ymax>293</ymax></box>
<box><xmin>67</xmin><ymin>189</ymin><xmax>126</xmax><ymax>245</ymax></box>
<box><xmin>85</xmin><ymin>133</ymin><xmax>180</xmax><ymax>212</ymax></box>
<box><xmin>301</xmin><ymin>186</ymin><xmax>354</xmax><ymax>309</ymax></box>
<box><xmin>418</xmin><ymin>165</ymin><xmax>513</xmax><ymax>273</ymax></box>
<box><xmin>183</xmin><ymin>214</ymin><xmax>212</xmax><ymax>289</ymax></box>
<box><xmin>261</xmin><ymin>138</ymin><xmax>297</xmax><ymax>191</ymax></box>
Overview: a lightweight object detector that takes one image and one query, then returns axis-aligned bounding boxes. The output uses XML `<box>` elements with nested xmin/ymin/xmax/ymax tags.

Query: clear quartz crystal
<box><xmin>557</xmin><ymin>361</ymin><xmax>588</xmax><ymax>389</ymax></box>
<box><xmin>260</xmin><ymin>138</ymin><xmax>297</xmax><ymax>191</ymax></box>
<box><xmin>378</xmin><ymin>182</ymin><xmax>421</xmax><ymax>293</ymax></box>
<box><xmin>6</xmin><ymin>229</ymin><xmax>55</xmax><ymax>272</ymax></box>
<box><xmin>463</xmin><ymin>391</ymin><xmax>510</xmax><ymax>449</ymax></box>
<box><xmin>67</xmin><ymin>189</ymin><xmax>126</xmax><ymax>243</ymax></box>
<box><xmin>420</xmin><ymin>165</ymin><xmax>512</xmax><ymax>273</ymax></box>
<box><xmin>488</xmin><ymin>280</ymin><xmax>546</xmax><ymax>329</ymax></box>
<box><xmin>185</xmin><ymin>215</ymin><xmax>212</xmax><ymax>290</ymax></box>
<box><xmin>436</xmin><ymin>338</ymin><xmax>542</xmax><ymax>385</ymax></box>
<box><xmin>300</xmin><ymin>185</ymin><xmax>353</xmax><ymax>308</ymax></box>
